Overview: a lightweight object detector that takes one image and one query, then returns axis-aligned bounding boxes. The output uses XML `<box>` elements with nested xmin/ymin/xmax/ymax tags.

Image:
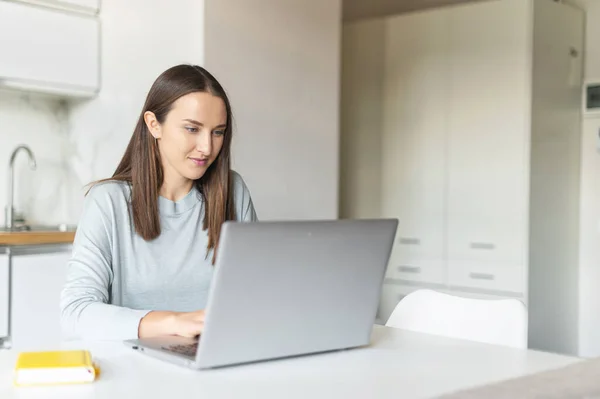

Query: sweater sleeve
<box><xmin>242</xmin><ymin>191</ymin><xmax>258</xmax><ymax>222</ymax></box>
<box><xmin>232</xmin><ymin>171</ymin><xmax>258</xmax><ymax>222</ymax></box>
<box><xmin>60</xmin><ymin>186</ymin><xmax>151</xmax><ymax>341</ymax></box>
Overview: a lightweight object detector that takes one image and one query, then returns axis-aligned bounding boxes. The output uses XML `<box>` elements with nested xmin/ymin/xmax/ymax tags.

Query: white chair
<box><xmin>385</xmin><ymin>289</ymin><xmax>528</xmax><ymax>349</ymax></box>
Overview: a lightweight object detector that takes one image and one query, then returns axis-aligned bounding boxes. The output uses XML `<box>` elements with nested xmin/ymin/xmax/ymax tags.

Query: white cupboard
<box><xmin>70</xmin><ymin>0</ymin><xmax>100</xmax><ymax>12</ymax></box>
<box><xmin>9</xmin><ymin>251</ymin><xmax>71</xmax><ymax>350</ymax></box>
<box><xmin>0</xmin><ymin>255</ymin><xmax>8</xmax><ymax>342</ymax></box>
<box><xmin>445</xmin><ymin>0</ymin><xmax>531</xmax><ymax>294</ymax></box>
<box><xmin>381</xmin><ymin>10</ymin><xmax>448</xmax><ymax>286</ymax></box>
<box><xmin>341</xmin><ymin>0</ymin><xmax>583</xmax><ymax>354</ymax></box>
<box><xmin>0</xmin><ymin>1</ymin><xmax>100</xmax><ymax>98</ymax></box>
<box><xmin>9</xmin><ymin>0</ymin><xmax>100</xmax><ymax>14</ymax></box>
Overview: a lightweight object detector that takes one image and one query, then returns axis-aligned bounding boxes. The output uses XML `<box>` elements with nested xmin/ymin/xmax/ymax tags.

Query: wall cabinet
<box><xmin>42</xmin><ymin>0</ymin><xmax>100</xmax><ymax>14</ymax></box>
<box><xmin>8</xmin><ymin>0</ymin><xmax>100</xmax><ymax>14</ymax></box>
<box><xmin>342</xmin><ymin>0</ymin><xmax>583</xmax><ymax>354</ymax></box>
<box><xmin>0</xmin><ymin>1</ymin><xmax>100</xmax><ymax>98</ymax></box>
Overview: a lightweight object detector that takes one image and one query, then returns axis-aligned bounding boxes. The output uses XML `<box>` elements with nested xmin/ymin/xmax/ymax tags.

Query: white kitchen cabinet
<box><xmin>61</xmin><ymin>0</ymin><xmax>99</xmax><ymax>12</ymax></box>
<box><xmin>9</xmin><ymin>0</ymin><xmax>100</xmax><ymax>14</ymax></box>
<box><xmin>342</xmin><ymin>0</ymin><xmax>581</xmax><ymax>293</ymax></box>
<box><xmin>380</xmin><ymin>9</ymin><xmax>448</xmax><ymax>285</ymax></box>
<box><xmin>0</xmin><ymin>1</ymin><xmax>100</xmax><ymax>98</ymax></box>
<box><xmin>444</xmin><ymin>0</ymin><xmax>530</xmax><ymax>294</ymax></box>
<box><xmin>446</xmin><ymin>0</ymin><xmax>529</xmax><ymax>269</ymax></box>
<box><xmin>342</xmin><ymin>0</ymin><xmax>583</xmax><ymax>354</ymax></box>
<box><xmin>10</xmin><ymin>251</ymin><xmax>71</xmax><ymax>350</ymax></box>
<box><xmin>0</xmin><ymin>254</ymin><xmax>8</xmax><ymax>341</ymax></box>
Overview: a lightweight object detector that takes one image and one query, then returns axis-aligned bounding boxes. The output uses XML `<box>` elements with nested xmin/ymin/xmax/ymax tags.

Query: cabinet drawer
<box><xmin>447</xmin><ymin>234</ymin><xmax>526</xmax><ymax>265</ymax></box>
<box><xmin>386</xmin><ymin>229</ymin><xmax>445</xmax><ymax>284</ymax></box>
<box><xmin>390</xmin><ymin>257</ymin><xmax>445</xmax><ymax>285</ymax></box>
<box><xmin>0</xmin><ymin>1</ymin><xmax>99</xmax><ymax>96</ymax></box>
<box><xmin>448</xmin><ymin>260</ymin><xmax>524</xmax><ymax>294</ymax></box>
<box><xmin>393</xmin><ymin>233</ymin><xmax>441</xmax><ymax>258</ymax></box>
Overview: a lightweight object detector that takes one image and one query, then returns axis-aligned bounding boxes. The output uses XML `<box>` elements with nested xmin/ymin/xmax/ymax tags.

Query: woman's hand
<box><xmin>171</xmin><ymin>310</ymin><xmax>206</xmax><ymax>338</ymax></box>
<box><xmin>138</xmin><ymin>310</ymin><xmax>206</xmax><ymax>338</ymax></box>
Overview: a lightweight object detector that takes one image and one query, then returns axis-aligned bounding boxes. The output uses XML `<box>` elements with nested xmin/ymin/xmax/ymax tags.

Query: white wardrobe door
<box><xmin>381</xmin><ymin>10</ymin><xmax>450</xmax><ymax>284</ymax></box>
<box><xmin>446</xmin><ymin>0</ymin><xmax>530</xmax><ymax>271</ymax></box>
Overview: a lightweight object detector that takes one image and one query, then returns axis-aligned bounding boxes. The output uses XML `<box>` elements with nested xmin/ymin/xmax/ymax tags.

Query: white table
<box><xmin>0</xmin><ymin>326</ymin><xmax>581</xmax><ymax>399</ymax></box>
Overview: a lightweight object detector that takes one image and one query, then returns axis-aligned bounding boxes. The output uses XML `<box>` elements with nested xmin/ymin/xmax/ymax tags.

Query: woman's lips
<box><xmin>190</xmin><ymin>157</ymin><xmax>208</xmax><ymax>166</ymax></box>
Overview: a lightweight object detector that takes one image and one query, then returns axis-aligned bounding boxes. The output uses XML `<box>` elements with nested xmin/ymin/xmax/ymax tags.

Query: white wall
<box><xmin>575</xmin><ymin>0</ymin><xmax>600</xmax><ymax>358</ymax></box>
<box><xmin>204</xmin><ymin>0</ymin><xmax>342</xmax><ymax>221</ymax></box>
<box><xmin>340</xmin><ymin>19</ymin><xmax>385</xmax><ymax>219</ymax></box>
<box><xmin>0</xmin><ymin>92</ymin><xmax>74</xmax><ymax>226</ymax></box>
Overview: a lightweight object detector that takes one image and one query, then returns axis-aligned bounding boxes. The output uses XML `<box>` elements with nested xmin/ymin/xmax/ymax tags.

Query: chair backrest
<box><xmin>385</xmin><ymin>289</ymin><xmax>528</xmax><ymax>349</ymax></box>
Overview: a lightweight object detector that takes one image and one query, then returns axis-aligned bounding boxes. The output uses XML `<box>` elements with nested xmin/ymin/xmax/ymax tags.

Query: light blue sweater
<box><xmin>60</xmin><ymin>171</ymin><xmax>257</xmax><ymax>340</ymax></box>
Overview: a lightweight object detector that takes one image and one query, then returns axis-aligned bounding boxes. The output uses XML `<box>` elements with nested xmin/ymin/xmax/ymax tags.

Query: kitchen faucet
<box><xmin>5</xmin><ymin>145</ymin><xmax>36</xmax><ymax>230</ymax></box>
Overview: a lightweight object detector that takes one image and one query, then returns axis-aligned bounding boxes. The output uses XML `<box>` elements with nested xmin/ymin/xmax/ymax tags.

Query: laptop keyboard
<box><xmin>162</xmin><ymin>342</ymin><xmax>198</xmax><ymax>357</ymax></box>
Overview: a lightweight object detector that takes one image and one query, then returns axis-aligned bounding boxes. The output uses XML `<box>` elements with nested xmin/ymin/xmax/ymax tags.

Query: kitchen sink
<box><xmin>0</xmin><ymin>224</ymin><xmax>77</xmax><ymax>233</ymax></box>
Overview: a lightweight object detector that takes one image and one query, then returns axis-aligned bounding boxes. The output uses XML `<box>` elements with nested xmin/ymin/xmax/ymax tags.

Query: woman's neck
<box><xmin>159</xmin><ymin>177</ymin><xmax>194</xmax><ymax>202</ymax></box>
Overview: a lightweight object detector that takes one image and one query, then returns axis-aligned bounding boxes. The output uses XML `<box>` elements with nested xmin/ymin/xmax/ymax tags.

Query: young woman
<box><xmin>60</xmin><ymin>64</ymin><xmax>257</xmax><ymax>341</ymax></box>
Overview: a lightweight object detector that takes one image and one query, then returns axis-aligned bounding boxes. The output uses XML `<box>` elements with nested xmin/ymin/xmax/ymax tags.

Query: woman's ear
<box><xmin>144</xmin><ymin>111</ymin><xmax>162</xmax><ymax>139</ymax></box>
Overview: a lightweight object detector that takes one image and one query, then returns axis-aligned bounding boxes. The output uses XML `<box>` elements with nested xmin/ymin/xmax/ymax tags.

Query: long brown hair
<box><xmin>90</xmin><ymin>64</ymin><xmax>236</xmax><ymax>263</ymax></box>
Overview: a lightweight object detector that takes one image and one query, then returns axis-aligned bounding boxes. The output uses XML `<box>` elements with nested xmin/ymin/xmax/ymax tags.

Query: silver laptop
<box><xmin>124</xmin><ymin>218</ymin><xmax>398</xmax><ymax>369</ymax></box>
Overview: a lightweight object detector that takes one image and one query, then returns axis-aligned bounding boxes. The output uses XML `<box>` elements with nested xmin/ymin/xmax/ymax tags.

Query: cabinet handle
<box><xmin>469</xmin><ymin>272</ymin><xmax>495</xmax><ymax>281</ymax></box>
<box><xmin>398</xmin><ymin>265</ymin><xmax>421</xmax><ymax>274</ymax></box>
<box><xmin>399</xmin><ymin>237</ymin><xmax>421</xmax><ymax>245</ymax></box>
<box><xmin>470</xmin><ymin>242</ymin><xmax>496</xmax><ymax>250</ymax></box>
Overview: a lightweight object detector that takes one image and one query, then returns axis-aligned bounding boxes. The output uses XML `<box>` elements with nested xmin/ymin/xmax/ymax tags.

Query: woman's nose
<box><xmin>196</xmin><ymin>130</ymin><xmax>212</xmax><ymax>154</ymax></box>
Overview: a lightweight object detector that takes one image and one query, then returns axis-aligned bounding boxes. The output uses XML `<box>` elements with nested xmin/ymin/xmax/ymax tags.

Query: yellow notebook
<box><xmin>14</xmin><ymin>350</ymin><xmax>99</xmax><ymax>387</ymax></box>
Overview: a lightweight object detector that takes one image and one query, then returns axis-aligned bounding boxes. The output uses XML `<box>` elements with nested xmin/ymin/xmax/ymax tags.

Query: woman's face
<box><xmin>145</xmin><ymin>91</ymin><xmax>227</xmax><ymax>184</ymax></box>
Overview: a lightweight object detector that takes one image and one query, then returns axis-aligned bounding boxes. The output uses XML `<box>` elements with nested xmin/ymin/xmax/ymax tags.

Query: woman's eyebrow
<box><xmin>183</xmin><ymin>119</ymin><xmax>226</xmax><ymax>129</ymax></box>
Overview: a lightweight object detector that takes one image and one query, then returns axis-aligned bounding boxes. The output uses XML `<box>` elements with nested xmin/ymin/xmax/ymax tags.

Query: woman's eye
<box><xmin>185</xmin><ymin>126</ymin><xmax>198</xmax><ymax>133</ymax></box>
<box><xmin>213</xmin><ymin>130</ymin><xmax>225</xmax><ymax>136</ymax></box>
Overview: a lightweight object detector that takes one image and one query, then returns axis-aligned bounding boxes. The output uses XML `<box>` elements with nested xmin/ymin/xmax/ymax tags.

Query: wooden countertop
<box><xmin>0</xmin><ymin>231</ymin><xmax>76</xmax><ymax>246</ymax></box>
